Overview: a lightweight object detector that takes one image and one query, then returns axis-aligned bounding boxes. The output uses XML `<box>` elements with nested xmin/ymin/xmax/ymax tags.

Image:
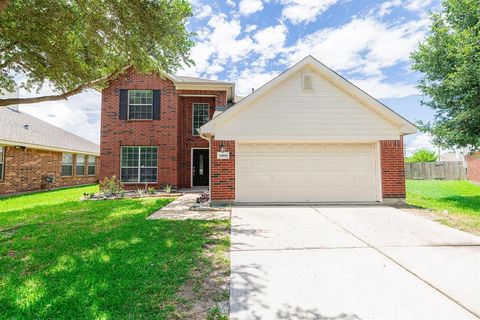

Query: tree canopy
<box><xmin>405</xmin><ymin>149</ymin><xmax>438</xmax><ymax>163</ymax></box>
<box><xmin>410</xmin><ymin>0</ymin><xmax>480</xmax><ymax>152</ymax></box>
<box><xmin>0</xmin><ymin>0</ymin><xmax>194</xmax><ymax>106</ymax></box>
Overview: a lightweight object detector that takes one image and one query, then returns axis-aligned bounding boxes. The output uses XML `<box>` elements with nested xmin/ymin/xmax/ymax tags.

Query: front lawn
<box><xmin>0</xmin><ymin>185</ymin><xmax>229</xmax><ymax>319</ymax></box>
<box><xmin>406</xmin><ymin>180</ymin><xmax>480</xmax><ymax>234</ymax></box>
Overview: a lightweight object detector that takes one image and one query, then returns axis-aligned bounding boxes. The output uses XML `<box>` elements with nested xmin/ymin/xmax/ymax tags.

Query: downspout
<box><xmin>199</xmin><ymin>132</ymin><xmax>212</xmax><ymax>196</ymax></box>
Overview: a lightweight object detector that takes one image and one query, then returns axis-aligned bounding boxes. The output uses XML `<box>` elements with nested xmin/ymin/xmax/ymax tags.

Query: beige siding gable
<box><xmin>214</xmin><ymin>67</ymin><xmax>401</xmax><ymax>142</ymax></box>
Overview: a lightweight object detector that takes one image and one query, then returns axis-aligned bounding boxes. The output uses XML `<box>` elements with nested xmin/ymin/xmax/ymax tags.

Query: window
<box><xmin>193</xmin><ymin>103</ymin><xmax>209</xmax><ymax>136</ymax></box>
<box><xmin>76</xmin><ymin>155</ymin><xmax>85</xmax><ymax>176</ymax></box>
<box><xmin>121</xmin><ymin>147</ymin><xmax>158</xmax><ymax>183</ymax></box>
<box><xmin>302</xmin><ymin>73</ymin><xmax>314</xmax><ymax>92</ymax></box>
<box><xmin>128</xmin><ymin>90</ymin><xmax>153</xmax><ymax>120</ymax></box>
<box><xmin>88</xmin><ymin>156</ymin><xmax>96</xmax><ymax>176</ymax></box>
<box><xmin>0</xmin><ymin>146</ymin><xmax>4</xmax><ymax>181</ymax></box>
<box><xmin>61</xmin><ymin>153</ymin><xmax>73</xmax><ymax>177</ymax></box>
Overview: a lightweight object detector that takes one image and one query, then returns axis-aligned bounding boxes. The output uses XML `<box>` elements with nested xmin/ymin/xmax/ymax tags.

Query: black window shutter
<box><xmin>153</xmin><ymin>90</ymin><xmax>161</xmax><ymax>120</ymax></box>
<box><xmin>119</xmin><ymin>89</ymin><xmax>128</xmax><ymax>120</ymax></box>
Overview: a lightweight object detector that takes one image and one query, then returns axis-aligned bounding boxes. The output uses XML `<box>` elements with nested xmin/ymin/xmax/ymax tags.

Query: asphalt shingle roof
<box><xmin>0</xmin><ymin>107</ymin><xmax>99</xmax><ymax>155</ymax></box>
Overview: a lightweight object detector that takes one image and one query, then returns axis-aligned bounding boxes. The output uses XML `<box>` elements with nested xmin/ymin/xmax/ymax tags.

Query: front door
<box><xmin>192</xmin><ymin>149</ymin><xmax>209</xmax><ymax>186</ymax></box>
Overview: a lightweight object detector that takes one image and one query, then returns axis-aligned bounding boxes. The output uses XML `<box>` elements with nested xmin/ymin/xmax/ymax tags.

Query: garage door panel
<box><xmin>236</xmin><ymin>143</ymin><xmax>378</xmax><ymax>202</ymax></box>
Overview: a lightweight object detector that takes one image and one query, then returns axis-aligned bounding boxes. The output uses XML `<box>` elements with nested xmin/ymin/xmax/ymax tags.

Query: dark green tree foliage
<box><xmin>411</xmin><ymin>0</ymin><xmax>480</xmax><ymax>151</ymax></box>
<box><xmin>0</xmin><ymin>0</ymin><xmax>194</xmax><ymax>106</ymax></box>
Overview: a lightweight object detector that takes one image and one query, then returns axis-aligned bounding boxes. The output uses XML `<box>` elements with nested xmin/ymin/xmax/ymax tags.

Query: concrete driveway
<box><xmin>230</xmin><ymin>206</ymin><xmax>480</xmax><ymax>320</ymax></box>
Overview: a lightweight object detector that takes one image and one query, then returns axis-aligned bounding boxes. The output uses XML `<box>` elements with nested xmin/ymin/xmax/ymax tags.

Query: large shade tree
<box><xmin>411</xmin><ymin>0</ymin><xmax>480</xmax><ymax>152</ymax></box>
<box><xmin>0</xmin><ymin>0</ymin><xmax>194</xmax><ymax>106</ymax></box>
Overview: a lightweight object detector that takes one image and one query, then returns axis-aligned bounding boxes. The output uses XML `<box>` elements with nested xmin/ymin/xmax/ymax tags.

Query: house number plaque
<box><xmin>217</xmin><ymin>152</ymin><xmax>230</xmax><ymax>160</ymax></box>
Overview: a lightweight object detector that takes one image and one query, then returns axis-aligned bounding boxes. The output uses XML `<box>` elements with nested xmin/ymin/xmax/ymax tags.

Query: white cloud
<box><xmin>405</xmin><ymin>0</ymin><xmax>434</xmax><ymax>12</ymax></box>
<box><xmin>351</xmin><ymin>76</ymin><xmax>419</xmax><ymax>99</ymax></box>
<box><xmin>284</xmin><ymin>16</ymin><xmax>428</xmax><ymax>78</ymax></box>
<box><xmin>195</xmin><ymin>4</ymin><xmax>213</xmax><ymax>20</ymax></box>
<box><xmin>405</xmin><ymin>132</ymin><xmax>435</xmax><ymax>156</ymax></box>
<box><xmin>239</xmin><ymin>0</ymin><xmax>264</xmax><ymax>16</ymax></box>
<box><xmin>234</xmin><ymin>69</ymin><xmax>279</xmax><ymax>96</ymax></box>
<box><xmin>280</xmin><ymin>0</ymin><xmax>339</xmax><ymax>24</ymax></box>
<box><xmin>254</xmin><ymin>24</ymin><xmax>288</xmax><ymax>51</ymax></box>
<box><xmin>18</xmin><ymin>88</ymin><xmax>101</xmax><ymax>144</ymax></box>
<box><xmin>244</xmin><ymin>24</ymin><xmax>258</xmax><ymax>32</ymax></box>
<box><xmin>377</xmin><ymin>0</ymin><xmax>402</xmax><ymax>16</ymax></box>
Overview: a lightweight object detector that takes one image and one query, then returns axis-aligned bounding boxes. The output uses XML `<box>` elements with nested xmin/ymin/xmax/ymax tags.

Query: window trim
<box><xmin>0</xmin><ymin>146</ymin><xmax>4</xmax><ymax>182</ymax></box>
<box><xmin>61</xmin><ymin>153</ymin><xmax>74</xmax><ymax>177</ymax></box>
<box><xmin>192</xmin><ymin>103</ymin><xmax>210</xmax><ymax>136</ymax></box>
<box><xmin>120</xmin><ymin>146</ymin><xmax>158</xmax><ymax>184</ymax></box>
<box><xmin>127</xmin><ymin>90</ymin><xmax>154</xmax><ymax>121</ymax></box>
<box><xmin>76</xmin><ymin>154</ymin><xmax>86</xmax><ymax>176</ymax></box>
<box><xmin>87</xmin><ymin>156</ymin><xmax>96</xmax><ymax>176</ymax></box>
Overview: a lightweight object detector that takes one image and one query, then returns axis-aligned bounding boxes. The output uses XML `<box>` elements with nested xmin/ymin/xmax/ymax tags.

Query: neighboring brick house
<box><xmin>0</xmin><ymin>107</ymin><xmax>99</xmax><ymax>195</ymax></box>
<box><xmin>101</xmin><ymin>56</ymin><xmax>416</xmax><ymax>204</ymax></box>
<box><xmin>466</xmin><ymin>153</ymin><xmax>480</xmax><ymax>184</ymax></box>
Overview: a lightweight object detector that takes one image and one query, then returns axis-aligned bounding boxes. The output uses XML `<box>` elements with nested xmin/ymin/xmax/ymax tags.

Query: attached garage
<box><xmin>201</xmin><ymin>56</ymin><xmax>417</xmax><ymax>204</ymax></box>
<box><xmin>236</xmin><ymin>143</ymin><xmax>379</xmax><ymax>203</ymax></box>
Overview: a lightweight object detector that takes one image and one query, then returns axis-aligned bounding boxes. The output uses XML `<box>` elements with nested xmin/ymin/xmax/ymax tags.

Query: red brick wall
<box><xmin>100</xmin><ymin>68</ymin><xmax>178</xmax><ymax>189</ymax></box>
<box><xmin>210</xmin><ymin>139</ymin><xmax>235</xmax><ymax>201</ymax></box>
<box><xmin>0</xmin><ymin>146</ymin><xmax>97</xmax><ymax>195</ymax></box>
<box><xmin>466</xmin><ymin>153</ymin><xmax>480</xmax><ymax>183</ymax></box>
<box><xmin>100</xmin><ymin>68</ymin><xmax>228</xmax><ymax>189</ymax></box>
<box><xmin>177</xmin><ymin>91</ymin><xmax>226</xmax><ymax>188</ymax></box>
<box><xmin>380</xmin><ymin>139</ymin><xmax>406</xmax><ymax>198</ymax></box>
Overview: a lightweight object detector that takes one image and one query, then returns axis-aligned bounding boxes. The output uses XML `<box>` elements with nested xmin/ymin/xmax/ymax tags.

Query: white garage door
<box><xmin>236</xmin><ymin>143</ymin><xmax>379</xmax><ymax>203</ymax></box>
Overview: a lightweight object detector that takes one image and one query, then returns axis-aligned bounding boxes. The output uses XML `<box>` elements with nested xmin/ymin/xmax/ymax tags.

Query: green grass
<box><xmin>406</xmin><ymin>180</ymin><xmax>480</xmax><ymax>231</ymax></box>
<box><xmin>0</xmin><ymin>185</ymin><xmax>229</xmax><ymax>319</ymax></box>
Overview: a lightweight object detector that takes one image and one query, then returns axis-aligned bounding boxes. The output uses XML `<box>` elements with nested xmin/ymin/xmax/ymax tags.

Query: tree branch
<box><xmin>0</xmin><ymin>0</ymin><xmax>10</xmax><ymax>13</ymax></box>
<box><xmin>0</xmin><ymin>64</ymin><xmax>132</xmax><ymax>107</ymax></box>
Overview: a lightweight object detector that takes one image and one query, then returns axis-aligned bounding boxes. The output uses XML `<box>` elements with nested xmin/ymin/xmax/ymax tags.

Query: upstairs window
<box><xmin>121</xmin><ymin>146</ymin><xmax>158</xmax><ymax>183</ymax></box>
<box><xmin>128</xmin><ymin>90</ymin><xmax>153</xmax><ymax>120</ymax></box>
<box><xmin>61</xmin><ymin>153</ymin><xmax>73</xmax><ymax>177</ymax></box>
<box><xmin>302</xmin><ymin>73</ymin><xmax>314</xmax><ymax>92</ymax></box>
<box><xmin>0</xmin><ymin>146</ymin><xmax>4</xmax><ymax>181</ymax></box>
<box><xmin>88</xmin><ymin>156</ymin><xmax>96</xmax><ymax>176</ymax></box>
<box><xmin>76</xmin><ymin>155</ymin><xmax>85</xmax><ymax>176</ymax></box>
<box><xmin>193</xmin><ymin>103</ymin><xmax>210</xmax><ymax>136</ymax></box>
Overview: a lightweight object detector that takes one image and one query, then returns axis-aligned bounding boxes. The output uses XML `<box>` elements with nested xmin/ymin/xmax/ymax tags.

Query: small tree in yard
<box><xmin>0</xmin><ymin>0</ymin><xmax>194</xmax><ymax>107</ymax></box>
<box><xmin>405</xmin><ymin>149</ymin><xmax>438</xmax><ymax>163</ymax></box>
<box><xmin>410</xmin><ymin>0</ymin><xmax>480</xmax><ymax>152</ymax></box>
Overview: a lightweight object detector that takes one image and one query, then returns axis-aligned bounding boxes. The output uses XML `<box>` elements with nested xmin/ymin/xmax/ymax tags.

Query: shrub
<box><xmin>99</xmin><ymin>175</ymin><xmax>124</xmax><ymax>196</ymax></box>
<box><xmin>147</xmin><ymin>187</ymin><xmax>156</xmax><ymax>195</ymax></box>
<box><xmin>162</xmin><ymin>184</ymin><xmax>173</xmax><ymax>193</ymax></box>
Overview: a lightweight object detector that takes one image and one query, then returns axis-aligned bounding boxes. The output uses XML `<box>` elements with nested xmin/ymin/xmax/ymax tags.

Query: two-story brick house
<box><xmin>99</xmin><ymin>68</ymin><xmax>235</xmax><ymax>190</ymax></box>
<box><xmin>101</xmin><ymin>56</ymin><xmax>416</xmax><ymax>204</ymax></box>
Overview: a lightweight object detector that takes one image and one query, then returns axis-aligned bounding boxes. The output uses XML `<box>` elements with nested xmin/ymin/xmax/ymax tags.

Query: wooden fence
<box><xmin>404</xmin><ymin>161</ymin><xmax>467</xmax><ymax>180</ymax></box>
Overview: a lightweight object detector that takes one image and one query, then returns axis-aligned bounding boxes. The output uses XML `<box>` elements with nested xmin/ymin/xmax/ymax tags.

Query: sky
<box><xmin>18</xmin><ymin>0</ymin><xmax>441</xmax><ymax>155</ymax></box>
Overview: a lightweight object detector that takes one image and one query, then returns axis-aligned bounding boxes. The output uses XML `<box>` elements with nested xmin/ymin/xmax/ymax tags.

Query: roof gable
<box><xmin>201</xmin><ymin>56</ymin><xmax>417</xmax><ymax>137</ymax></box>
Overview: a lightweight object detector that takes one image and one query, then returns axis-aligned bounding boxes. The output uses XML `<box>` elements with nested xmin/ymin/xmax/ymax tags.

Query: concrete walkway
<box><xmin>230</xmin><ymin>206</ymin><xmax>480</xmax><ymax>319</ymax></box>
<box><xmin>148</xmin><ymin>193</ymin><xmax>198</xmax><ymax>219</ymax></box>
<box><xmin>148</xmin><ymin>193</ymin><xmax>230</xmax><ymax>220</ymax></box>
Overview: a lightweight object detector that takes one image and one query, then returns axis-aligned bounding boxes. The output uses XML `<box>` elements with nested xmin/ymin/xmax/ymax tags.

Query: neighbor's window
<box><xmin>76</xmin><ymin>155</ymin><xmax>85</xmax><ymax>176</ymax></box>
<box><xmin>193</xmin><ymin>103</ymin><xmax>209</xmax><ymax>136</ymax></box>
<box><xmin>0</xmin><ymin>146</ymin><xmax>4</xmax><ymax>181</ymax></box>
<box><xmin>302</xmin><ymin>73</ymin><xmax>314</xmax><ymax>92</ymax></box>
<box><xmin>121</xmin><ymin>146</ymin><xmax>157</xmax><ymax>183</ymax></box>
<box><xmin>88</xmin><ymin>156</ymin><xmax>96</xmax><ymax>176</ymax></box>
<box><xmin>61</xmin><ymin>153</ymin><xmax>73</xmax><ymax>177</ymax></box>
<box><xmin>128</xmin><ymin>90</ymin><xmax>153</xmax><ymax>120</ymax></box>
